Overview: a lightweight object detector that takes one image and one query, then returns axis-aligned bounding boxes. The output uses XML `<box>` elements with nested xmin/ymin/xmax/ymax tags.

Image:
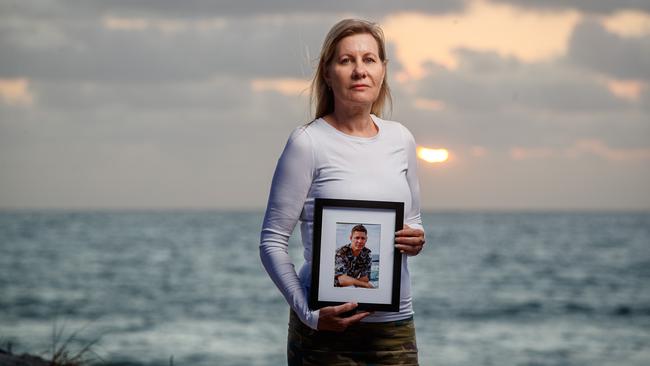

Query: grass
<box><xmin>0</xmin><ymin>322</ymin><xmax>103</xmax><ymax>366</ymax></box>
<box><xmin>2</xmin><ymin>321</ymin><xmax>178</xmax><ymax>365</ymax></box>
<box><xmin>0</xmin><ymin>337</ymin><xmax>14</xmax><ymax>353</ymax></box>
<box><xmin>48</xmin><ymin>321</ymin><xmax>103</xmax><ymax>366</ymax></box>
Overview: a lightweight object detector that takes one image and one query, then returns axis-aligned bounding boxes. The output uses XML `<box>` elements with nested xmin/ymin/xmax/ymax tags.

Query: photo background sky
<box><xmin>1</xmin><ymin>0</ymin><xmax>648</xmax><ymax>210</ymax></box>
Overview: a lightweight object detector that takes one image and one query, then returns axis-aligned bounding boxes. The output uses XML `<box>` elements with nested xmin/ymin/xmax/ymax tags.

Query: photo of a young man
<box><xmin>333</xmin><ymin>223</ymin><xmax>380</xmax><ymax>288</ymax></box>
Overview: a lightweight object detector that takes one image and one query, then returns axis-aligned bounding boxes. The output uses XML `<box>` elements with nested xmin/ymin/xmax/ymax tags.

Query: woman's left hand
<box><xmin>395</xmin><ymin>224</ymin><xmax>426</xmax><ymax>256</ymax></box>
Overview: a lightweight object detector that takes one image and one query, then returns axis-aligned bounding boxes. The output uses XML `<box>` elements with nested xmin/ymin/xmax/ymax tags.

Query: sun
<box><xmin>417</xmin><ymin>147</ymin><xmax>449</xmax><ymax>163</ymax></box>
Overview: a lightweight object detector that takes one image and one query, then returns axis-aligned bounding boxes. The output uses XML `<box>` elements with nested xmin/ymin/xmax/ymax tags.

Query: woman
<box><xmin>260</xmin><ymin>18</ymin><xmax>426</xmax><ymax>365</ymax></box>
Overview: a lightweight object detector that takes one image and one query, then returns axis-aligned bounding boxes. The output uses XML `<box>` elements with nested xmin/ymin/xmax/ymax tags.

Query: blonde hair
<box><xmin>310</xmin><ymin>19</ymin><xmax>391</xmax><ymax>119</ymax></box>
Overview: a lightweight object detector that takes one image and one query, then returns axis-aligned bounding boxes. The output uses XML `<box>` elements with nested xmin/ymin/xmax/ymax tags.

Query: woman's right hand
<box><xmin>316</xmin><ymin>302</ymin><xmax>370</xmax><ymax>332</ymax></box>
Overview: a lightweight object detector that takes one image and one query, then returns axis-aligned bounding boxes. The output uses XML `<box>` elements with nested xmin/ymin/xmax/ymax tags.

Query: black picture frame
<box><xmin>309</xmin><ymin>198</ymin><xmax>404</xmax><ymax>312</ymax></box>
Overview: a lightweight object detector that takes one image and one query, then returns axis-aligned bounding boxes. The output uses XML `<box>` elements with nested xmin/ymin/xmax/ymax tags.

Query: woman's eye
<box><xmin>364</xmin><ymin>57</ymin><xmax>376</xmax><ymax>63</ymax></box>
<box><xmin>340</xmin><ymin>58</ymin><xmax>350</xmax><ymax>64</ymax></box>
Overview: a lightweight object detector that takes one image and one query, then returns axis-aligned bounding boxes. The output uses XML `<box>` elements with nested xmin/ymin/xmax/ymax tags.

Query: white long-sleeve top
<box><xmin>260</xmin><ymin>115</ymin><xmax>423</xmax><ymax>330</ymax></box>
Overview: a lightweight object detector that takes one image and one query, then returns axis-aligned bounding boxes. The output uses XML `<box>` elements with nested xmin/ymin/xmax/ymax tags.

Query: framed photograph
<box><xmin>309</xmin><ymin>198</ymin><xmax>404</xmax><ymax>312</ymax></box>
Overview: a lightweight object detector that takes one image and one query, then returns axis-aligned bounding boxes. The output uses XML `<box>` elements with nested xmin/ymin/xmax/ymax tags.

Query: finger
<box><xmin>395</xmin><ymin>223</ymin><xmax>411</xmax><ymax>235</ymax></box>
<box><xmin>395</xmin><ymin>244</ymin><xmax>421</xmax><ymax>254</ymax></box>
<box><xmin>395</xmin><ymin>244</ymin><xmax>414</xmax><ymax>252</ymax></box>
<box><xmin>332</xmin><ymin>302</ymin><xmax>358</xmax><ymax>315</ymax></box>
<box><xmin>320</xmin><ymin>303</ymin><xmax>353</xmax><ymax>318</ymax></box>
<box><xmin>394</xmin><ymin>236</ymin><xmax>425</xmax><ymax>245</ymax></box>
<box><xmin>395</xmin><ymin>228</ymin><xmax>418</xmax><ymax>236</ymax></box>
<box><xmin>342</xmin><ymin>311</ymin><xmax>371</xmax><ymax>325</ymax></box>
<box><xmin>395</xmin><ymin>235</ymin><xmax>423</xmax><ymax>243</ymax></box>
<box><xmin>395</xmin><ymin>228</ymin><xmax>424</xmax><ymax>237</ymax></box>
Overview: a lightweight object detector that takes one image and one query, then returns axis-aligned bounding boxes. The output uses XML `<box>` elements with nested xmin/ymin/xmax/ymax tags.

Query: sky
<box><xmin>0</xmin><ymin>0</ymin><xmax>649</xmax><ymax>211</ymax></box>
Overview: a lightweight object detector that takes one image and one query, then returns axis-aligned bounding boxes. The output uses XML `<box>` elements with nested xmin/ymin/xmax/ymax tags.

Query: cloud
<box><xmin>413</xmin><ymin>98</ymin><xmax>446</xmax><ymax>111</ymax></box>
<box><xmin>602</xmin><ymin>10</ymin><xmax>650</xmax><ymax>37</ymax></box>
<box><xmin>1</xmin><ymin>0</ymin><xmax>649</xmax><ymax>210</ymax></box>
<box><xmin>566</xmin><ymin>139</ymin><xmax>650</xmax><ymax>161</ymax></box>
<box><xmin>0</xmin><ymin>74</ymin><xmax>312</xmax><ymax>209</ymax></box>
<box><xmin>0</xmin><ymin>0</ymin><xmax>465</xmax><ymax>20</ymax></box>
<box><xmin>415</xmin><ymin>49</ymin><xmax>628</xmax><ymax>113</ymax></box>
<box><xmin>607</xmin><ymin>79</ymin><xmax>647</xmax><ymax>101</ymax></box>
<box><xmin>0</xmin><ymin>78</ymin><xmax>34</xmax><ymax>106</ymax></box>
<box><xmin>72</xmin><ymin>0</ymin><xmax>465</xmax><ymax>17</ymax></box>
<box><xmin>389</xmin><ymin>46</ymin><xmax>648</xmax><ymax>160</ymax></box>
<box><xmin>491</xmin><ymin>0</ymin><xmax>650</xmax><ymax>14</ymax></box>
<box><xmin>382</xmin><ymin>1</ymin><xmax>580</xmax><ymax>77</ymax></box>
<box><xmin>510</xmin><ymin>146</ymin><xmax>555</xmax><ymax>160</ymax></box>
<box><xmin>567</xmin><ymin>20</ymin><xmax>650</xmax><ymax>81</ymax></box>
<box><xmin>30</xmin><ymin>77</ymin><xmax>254</xmax><ymax>111</ymax></box>
<box><xmin>511</xmin><ymin>139</ymin><xmax>650</xmax><ymax>161</ymax></box>
<box><xmin>0</xmin><ymin>15</ymin><xmax>335</xmax><ymax>82</ymax></box>
<box><xmin>251</xmin><ymin>78</ymin><xmax>311</xmax><ymax>96</ymax></box>
<box><xmin>102</xmin><ymin>15</ymin><xmax>228</xmax><ymax>33</ymax></box>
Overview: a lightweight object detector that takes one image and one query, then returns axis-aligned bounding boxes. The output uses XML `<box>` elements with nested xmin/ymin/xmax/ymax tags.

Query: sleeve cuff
<box><xmin>301</xmin><ymin>309</ymin><xmax>320</xmax><ymax>330</ymax></box>
<box><xmin>406</xmin><ymin>222</ymin><xmax>424</xmax><ymax>232</ymax></box>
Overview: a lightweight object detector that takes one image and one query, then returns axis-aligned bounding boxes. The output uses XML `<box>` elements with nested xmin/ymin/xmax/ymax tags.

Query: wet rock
<box><xmin>0</xmin><ymin>350</ymin><xmax>50</xmax><ymax>366</ymax></box>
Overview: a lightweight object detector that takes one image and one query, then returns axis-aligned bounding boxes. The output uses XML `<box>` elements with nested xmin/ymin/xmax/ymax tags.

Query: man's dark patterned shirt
<box><xmin>334</xmin><ymin>244</ymin><xmax>372</xmax><ymax>287</ymax></box>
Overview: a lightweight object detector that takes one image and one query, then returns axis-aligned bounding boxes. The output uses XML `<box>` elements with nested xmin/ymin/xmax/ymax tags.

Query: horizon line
<box><xmin>1</xmin><ymin>206</ymin><xmax>649</xmax><ymax>214</ymax></box>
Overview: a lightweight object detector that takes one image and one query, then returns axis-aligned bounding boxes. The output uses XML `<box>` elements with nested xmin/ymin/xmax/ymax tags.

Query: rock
<box><xmin>0</xmin><ymin>352</ymin><xmax>50</xmax><ymax>366</ymax></box>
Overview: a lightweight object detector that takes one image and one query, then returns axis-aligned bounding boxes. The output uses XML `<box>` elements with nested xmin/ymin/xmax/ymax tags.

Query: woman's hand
<box><xmin>395</xmin><ymin>224</ymin><xmax>426</xmax><ymax>256</ymax></box>
<box><xmin>317</xmin><ymin>302</ymin><xmax>370</xmax><ymax>332</ymax></box>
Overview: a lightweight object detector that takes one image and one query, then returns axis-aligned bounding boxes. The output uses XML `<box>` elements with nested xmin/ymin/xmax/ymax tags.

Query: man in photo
<box><xmin>334</xmin><ymin>224</ymin><xmax>374</xmax><ymax>288</ymax></box>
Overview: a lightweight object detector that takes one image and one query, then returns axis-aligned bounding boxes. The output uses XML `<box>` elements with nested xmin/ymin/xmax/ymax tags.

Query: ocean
<box><xmin>1</xmin><ymin>211</ymin><xmax>649</xmax><ymax>365</ymax></box>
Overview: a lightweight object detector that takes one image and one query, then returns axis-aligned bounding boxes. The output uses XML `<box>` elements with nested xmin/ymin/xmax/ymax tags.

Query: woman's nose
<box><xmin>352</xmin><ymin>62</ymin><xmax>367</xmax><ymax>78</ymax></box>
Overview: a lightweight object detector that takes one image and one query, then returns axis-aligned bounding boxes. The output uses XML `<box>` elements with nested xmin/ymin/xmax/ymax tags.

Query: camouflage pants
<box><xmin>287</xmin><ymin>310</ymin><xmax>419</xmax><ymax>366</ymax></box>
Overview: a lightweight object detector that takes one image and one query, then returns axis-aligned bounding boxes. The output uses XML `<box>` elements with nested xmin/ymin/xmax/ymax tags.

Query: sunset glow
<box><xmin>602</xmin><ymin>10</ymin><xmax>650</xmax><ymax>37</ymax></box>
<box><xmin>251</xmin><ymin>78</ymin><xmax>310</xmax><ymax>96</ymax></box>
<box><xmin>417</xmin><ymin>147</ymin><xmax>449</xmax><ymax>163</ymax></box>
<box><xmin>414</xmin><ymin>98</ymin><xmax>446</xmax><ymax>111</ymax></box>
<box><xmin>2</xmin><ymin>0</ymin><xmax>648</xmax><ymax>212</ymax></box>
<box><xmin>0</xmin><ymin>78</ymin><xmax>34</xmax><ymax>106</ymax></box>
<box><xmin>607</xmin><ymin>79</ymin><xmax>646</xmax><ymax>101</ymax></box>
<box><xmin>383</xmin><ymin>0</ymin><xmax>580</xmax><ymax>78</ymax></box>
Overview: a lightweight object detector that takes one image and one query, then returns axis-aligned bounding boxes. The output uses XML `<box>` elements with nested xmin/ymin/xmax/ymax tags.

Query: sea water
<box><xmin>1</xmin><ymin>211</ymin><xmax>649</xmax><ymax>365</ymax></box>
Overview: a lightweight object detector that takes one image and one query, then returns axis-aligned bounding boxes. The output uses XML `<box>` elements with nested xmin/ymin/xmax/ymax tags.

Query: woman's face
<box><xmin>326</xmin><ymin>33</ymin><xmax>385</xmax><ymax>111</ymax></box>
